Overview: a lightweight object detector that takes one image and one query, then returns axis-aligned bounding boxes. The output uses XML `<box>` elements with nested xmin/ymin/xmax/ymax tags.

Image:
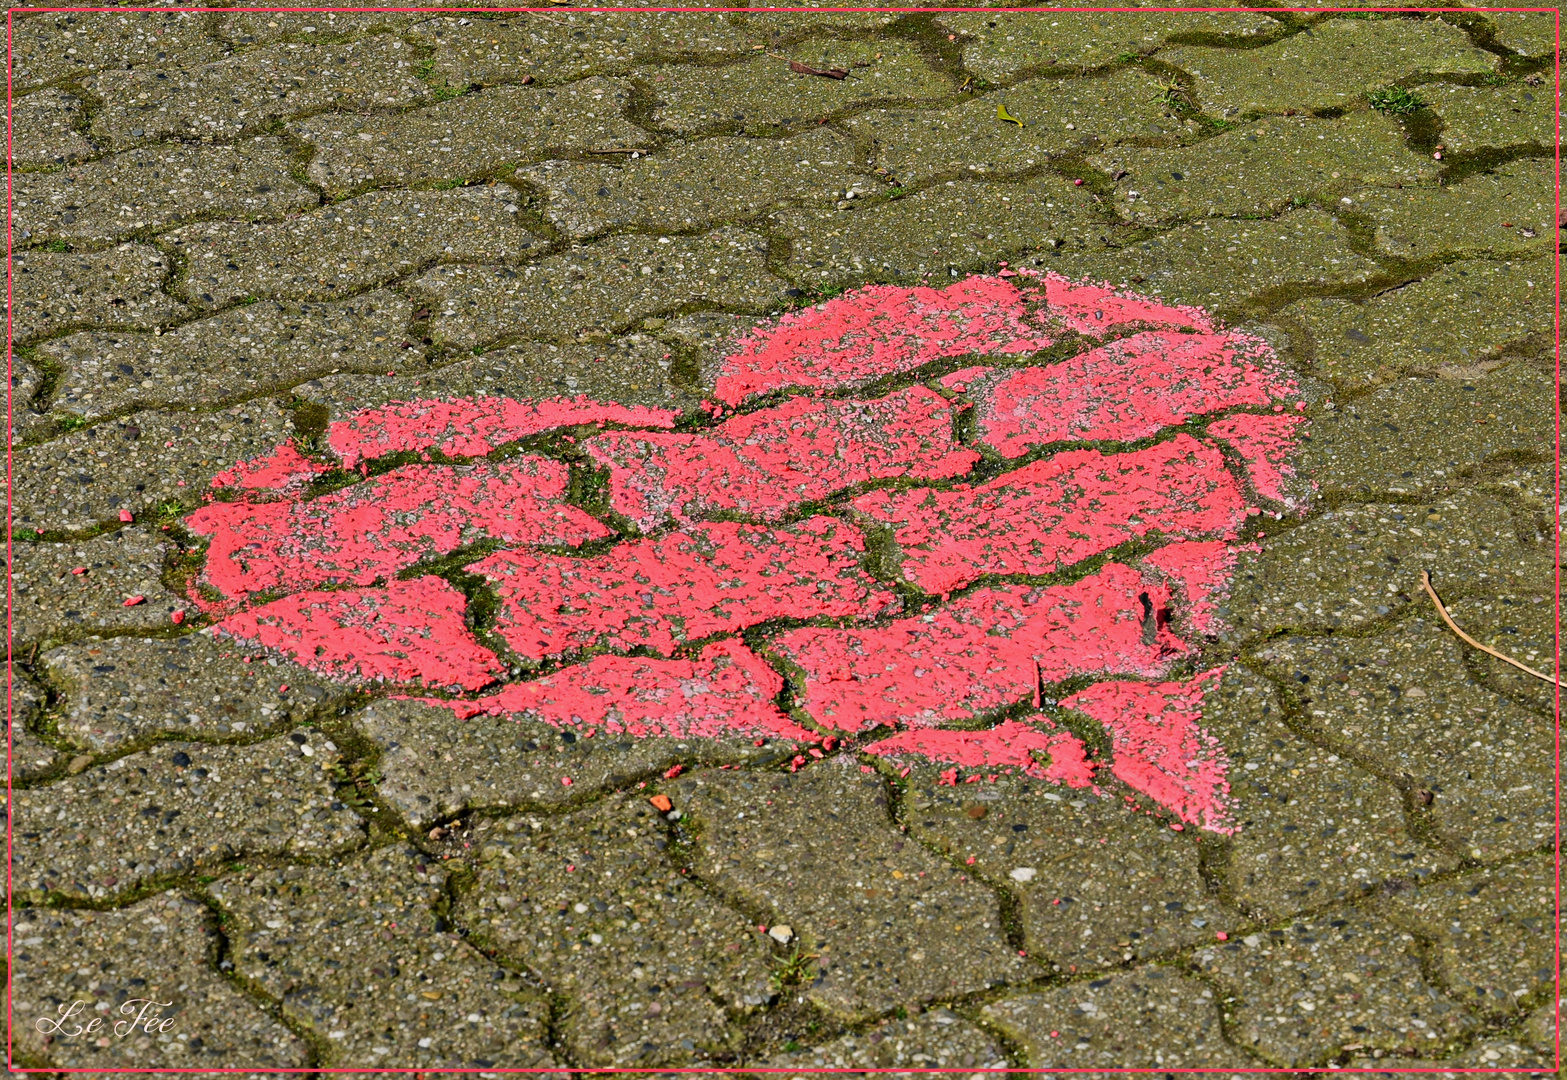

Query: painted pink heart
<box><xmin>184</xmin><ymin>271</ymin><xmax>1309</xmax><ymax>834</ymax></box>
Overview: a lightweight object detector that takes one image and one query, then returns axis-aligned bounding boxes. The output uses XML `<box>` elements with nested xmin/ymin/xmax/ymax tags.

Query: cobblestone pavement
<box><xmin>4</xmin><ymin>6</ymin><xmax>1558</xmax><ymax>1075</ymax></box>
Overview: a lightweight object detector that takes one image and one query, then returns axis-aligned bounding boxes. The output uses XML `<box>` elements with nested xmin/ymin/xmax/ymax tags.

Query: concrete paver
<box><xmin>6</xmin><ymin>12</ymin><xmax>1555</xmax><ymax>1073</ymax></box>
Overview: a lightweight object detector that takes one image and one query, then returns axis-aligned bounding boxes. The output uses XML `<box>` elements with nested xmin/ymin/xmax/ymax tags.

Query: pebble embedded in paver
<box><xmin>11</xmin><ymin>402</ymin><xmax>296</xmax><ymax>534</ymax></box>
<box><xmin>293</xmin><ymin>78</ymin><xmax>653</xmax><ymax>195</ymax></box>
<box><xmin>935</xmin><ymin>11</ymin><xmax>1282</xmax><ymax>81</ymax></box>
<box><xmin>1257</xmin><ymin>619</ymin><xmax>1552</xmax><ymax>861</ymax></box>
<box><xmin>772</xmin><ymin>173</ymin><xmax>1098</xmax><ymax>285</ymax></box>
<box><xmin>41</xmin><ymin>633</ymin><xmax>346</xmax><ymax>752</ymax></box>
<box><xmin>1300</xmin><ymin>359</ymin><xmax>1553</xmax><ymax>494</ymax></box>
<box><xmin>211</xmin><ymin>844</ymin><xmax>557</xmax><ymax>1069</ymax></box>
<box><xmin>1282</xmin><ymin>258</ymin><xmax>1552</xmax><ymax>390</ymax></box>
<box><xmin>847</xmin><ymin>70</ymin><xmax>1195</xmax><ymax>186</ymax></box>
<box><xmin>409</xmin><ymin>227</ymin><xmax>783</xmax><ymax>350</ymax></box>
<box><xmin>756</xmin><ymin>1007</ymin><xmax>1008</xmax><ymax>1071</ymax></box>
<box><xmin>1377</xmin><ymin>854</ymin><xmax>1552</xmax><ymax>1020</ymax></box>
<box><xmin>521</xmin><ymin>129</ymin><xmax>862</xmax><ymax>239</ymax></box>
<box><xmin>641</xmin><ymin>39</ymin><xmax>954</xmax><ymax>135</ymax></box>
<box><xmin>1355</xmin><ymin>158</ymin><xmax>1553</xmax><ymax>261</ymax></box>
<box><xmin>981</xmin><ymin>966</ymin><xmax>1252</xmax><ymax>1068</ymax></box>
<box><xmin>13</xmin><ymin>139</ymin><xmax>316</xmax><ymax>246</ymax></box>
<box><xmin>1098</xmin><ymin>112</ymin><xmax>1438</xmax><ymax>225</ymax></box>
<box><xmin>8</xmin><ymin>894</ymin><xmax>308</xmax><ymax>1069</ymax></box>
<box><xmin>1163</xmin><ymin>18</ymin><xmax>1496</xmax><ymax>117</ymax></box>
<box><xmin>670</xmin><ymin>758</ymin><xmax>1029</xmax><ymax>1018</ymax></box>
<box><xmin>454</xmin><ymin>794</ymin><xmax>774</xmax><ymax>1066</ymax></box>
<box><xmin>84</xmin><ymin>35</ymin><xmax>429</xmax><ymax>149</ymax></box>
<box><xmin>1224</xmin><ymin>484</ymin><xmax>1553</xmax><ymax>635</ymax></box>
<box><xmin>10</xmin><ymin>89</ymin><xmax>97</xmax><ymax>169</ymax></box>
<box><xmin>1196</xmin><ymin>664</ymin><xmax>1449</xmax><ymax>915</ymax></box>
<box><xmin>350</xmin><ymin>698</ymin><xmax>801</xmax><ymax>829</ymax></box>
<box><xmin>171</xmin><ymin>187</ymin><xmax>544</xmax><ymax>308</ymax></box>
<box><xmin>1426</xmin><ymin>83</ymin><xmax>1554</xmax><ymax>152</ymax></box>
<box><xmin>904</xmin><ymin>771</ymin><xmax>1232</xmax><ymax>969</ymax></box>
<box><xmin>11</xmin><ymin>11</ymin><xmax>219</xmax><ymax>90</ymax></box>
<box><xmin>1191</xmin><ymin>908</ymin><xmax>1478</xmax><ymax>1066</ymax></box>
<box><xmin>12</xmin><ymin>731</ymin><xmax>364</xmax><ymax>904</ymax></box>
<box><xmin>9</xmin><ymin>244</ymin><xmax>189</xmax><ymax>342</ymax></box>
<box><xmin>11</xmin><ymin>528</ymin><xmax>181</xmax><ymax>649</ymax></box>
<box><xmin>41</xmin><ymin>291</ymin><xmax>416</xmax><ymax>422</ymax></box>
<box><xmin>1045</xmin><ymin>209</ymin><xmax>1379</xmax><ymax>313</ymax></box>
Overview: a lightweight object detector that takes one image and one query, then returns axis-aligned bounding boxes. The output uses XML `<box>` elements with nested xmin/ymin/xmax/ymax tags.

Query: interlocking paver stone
<box><xmin>904</xmin><ymin>768</ymin><xmax>1232</xmax><ymax>971</ymax></box>
<box><xmin>170</xmin><ymin>188</ymin><xmax>543</xmax><ymax>308</ymax></box>
<box><xmin>9</xmin><ymin>244</ymin><xmax>189</xmax><ymax>341</ymax></box>
<box><xmin>217</xmin><ymin>10</ymin><xmax>425</xmax><ymax>46</ymax></box>
<box><xmin>42</xmin><ymin>291</ymin><xmax>416</xmax><ymax>422</ymax></box>
<box><xmin>409</xmin><ymin>227</ymin><xmax>782</xmax><ymax>350</ymax></box>
<box><xmin>11</xmin><ymin>528</ymin><xmax>180</xmax><ymax>649</ymax></box>
<box><xmin>774</xmin><ymin>173</ymin><xmax>1098</xmax><ymax>284</ymax></box>
<box><xmin>454</xmin><ymin>795</ymin><xmax>774</xmax><ymax>1067</ymax></box>
<box><xmin>981</xmin><ymin>966</ymin><xmax>1251</xmax><ymax>1068</ymax></box>
<box><xmin>11</xmin><ymin>12</ymin><xmax>219</xmax><ymax>90</ymax></box>
<box><xmin>84</xmin><ymin>36</ymin><xmax>429</xmax><ymax>150</ymax></box>
<box><xmin>756</xmin><ymin>1008</ymin><xmax>1008</xmax><ymax>1071</ymax></box>
<box><xmin>211</xmin><ymin>844</ymin><xmax>557</xmax><ymax>1069</ymax></box>
<box><xmin>350</xmin><ymin>698</ymin><xmax>799</xmax><ymax>830</ymax></box>
<box><xmin>1191</xmin><ymin>907</ymin><xmax>1478</xmax><ymax>1066</ymax></box>
<box><xmin>1099</xmin><ymin>112</ymin><xmax>1437</xmax><ymax>224</ymax></box>
<box><xmin>293</xmin><ymin>79</ymin><xmax>653</xmax><ymax>196</ymax></box>
<box><xmin>14</xmin><ymin>139</ymin><xmax>315</xmax><ymax>246</ymax></box>
<box><xmin>934</xmin><ymin>12</ymin><xmax>1282</xmax><ymax>81</ymax></box>
<box><xmin>11</xmin><ymin>402</ymin><xmax>296</xmax><ymax>533</ymax></box>
<box><xmin>1282</xmin><ymin>258</ymin><xmax>1552</xmax><ymax>389</ymax></box>
<box><xmin>9</xmin><ymin>665</ymin><xmax>62</xmax><ymax>782</ymax></box>
<box><xmin>1198</xmin><ymin>664</ymin><xmax>1449</xmax><ymax>916</ymax></box>
<box><xmin>1489</xmin><ymin>12</ymin><xmax>1557</xmax><ymax>59</ymax></box>
<box><xmin>304</xmin><ymin>332</ymin><xmax>691</xmax><ymax>419</ymax></box>
<box><xmin>641</xmin><ymin>40</ymin><xmax>954</xmax><ymax>135</ymax></box>
<box><xmin>11</xmin><ymin>357</ymin><xmax>50</xmax><ymax>444</ymax></box>
<box><xmin>1356</xmin><ymin>157</ymin><xmax>1552</xmax><ymax>261</ymax></box>
<box><xmin>1223</xmin><ymin>484</ymin><xmax>1554</xmax><ymax>635</ymax></box>
<box><xmin>410</xmin><ymin>12</ymin><xmax>900</xmax><ymax>87</ymax></box>
<box><xmin>522</xmin><ymin>129</ymin><xmax>861</xmax><ymax>239</ymax></box>
<box><xmin>10</xmin><ymin>89</ymin><xmax>97</xmax><ymax>169</ymax></box>
<box><xmin>847</xmin><ymin>71</ymin><xmax>1198</xmax><ymax>187</ymax></box>
<box><xmin>1299</xmin><ymin>359</ymin><xmax>1554</xmax><ymax>495</ymax></box>
<box><xmin>8</xmin><ymin>893</ymin><xmax>308</xmax><ymax>1069</ymax></box>
<box><xmin>42</xmin><ymin>633</ymin><xmax>347</xmax><ymax>753</ymax></box>
<box><xmin>1378</xmin><ymin>854</ymin><xmax>1553</xmax><ymax>1021</ymax></box>
<box><xmin>1045</xmin><ymin>209</ymin><xmax>1377</xmax><ymax>310</ymax></box>
<box><xmin>669</xmin><ymin>757</ymin><xmax>1028</xmax><ymax>1019</ymax></box>
<box><xmin>1426</xmin><ymin>83</ymin><xmax>1555</xmax><ymax>152</ymax></box>
<box><xmin>12</xmin><ymin>731</ymin><xmax>364</xmax><ymax>903</ymax></box>
<box><xmin>1256</xmin><ymin>619</ymin><xmax>1553</xmax><ymax>861</ymax></box>
<box><xmin>1165</xmin><ymin>19</ymin><xmax>1497</xmax><ymax>117</ymax></box>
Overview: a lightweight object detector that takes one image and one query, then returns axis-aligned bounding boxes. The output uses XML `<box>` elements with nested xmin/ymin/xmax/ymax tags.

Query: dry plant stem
<box><xmin>1421</xmin><ymin>570</ymin><xmax>1561</xmax><ymax>686</ymax></box>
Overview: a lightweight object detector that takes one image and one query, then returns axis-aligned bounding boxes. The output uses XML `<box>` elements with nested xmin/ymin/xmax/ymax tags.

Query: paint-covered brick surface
<box><xmin>7</xmin><ymin>10</ymin><xmax>1554</xmax><ymax>1074</ymax></box>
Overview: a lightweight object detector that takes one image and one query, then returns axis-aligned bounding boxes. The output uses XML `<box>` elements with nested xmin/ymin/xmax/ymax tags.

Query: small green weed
<box><xmin>770</xmin><ymin>946</ymin><xmax>819</xmax><ymax>994</ymax></box>
<box><xmin>43</xmin><ymin>240</ymin><xmax>69</xmax><ymax>253</ymax></box>
<box><xmin>1367</xmin><ymin>85</ymin><xmax>1426</xmax><ymax>115</ymax></box>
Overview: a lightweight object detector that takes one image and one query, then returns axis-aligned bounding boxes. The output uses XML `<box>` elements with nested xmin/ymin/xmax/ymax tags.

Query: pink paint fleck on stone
<box><xmin>713</xmin><ymin>277</ymin><xmax>1052</xmax><ymax>405</ymax></box>
<box><xmin>1207</xmin><ymin>412</ymin><xmax>1309</xmax><ymax>508</ymax></box>
<box><xmin>864</xmin><ymin>717</ymin><xmax>1097</xmax><ymax>787</ymax></box>
<box><xmin>948</xmin><ymin>330</ymin><xmax>1293</xmax><ymax>456</ymax></box>
<box><xmin>855</xmin><ymin>434</ymin><xmax>1246</xmax><ymax>595</ymax></box>
<box><xmin>209</xmin><ymin>442</ymin><xmax>330</xmax><ymax>496</ymax></box>
<box><xmin>421</xmin><ymin>640</ymin><xmax>813</xmax><ymax>742</ymax></box>
<box><xmin>327</xmin><ymin>395</ymin><xmax>679</xmax><ymax>470</ymax></box>
<box><xmin>1138</xmin><ymin>540</ymin><xmax>1249</xmax><ymax>636</ymax></box>
<box><xmin>188</xmin><ymin>458</ymin><xmax>609</xmax><ymax>609</ymax></box>
<box><xmin>214</xmin><ymin>576</ymin><xmax>502</xmax><ymax>691</ymax></box>
<box><xmin>1061</xmin><ymin>668</ymin><xmax>1234</xmax><ymax>834</ymax></box>
<box><xmin>1037</xmin><ymin>273</ymin><xmax>1215</xmax><ymax>337</ymax></box>
<box><xmin>471</xmin><ymin>516</ymin><xmax>896</xmax><ymax>661</ymax></box>
<box><xmin>772</xmin><ymin>563</ymin><xmax>1188</xmax><ymax>732</ymax></box>
<box><xmin>585</xmin><ymin>386</ymin><xmax>978</xmax><ymax>532</ymax></box>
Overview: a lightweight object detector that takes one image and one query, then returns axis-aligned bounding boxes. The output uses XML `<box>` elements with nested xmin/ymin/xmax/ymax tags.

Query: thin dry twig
<box><xmin>1421</xmin><ymin>570</ymin><xmax>1560</xmax><ymax>686</ymax></box>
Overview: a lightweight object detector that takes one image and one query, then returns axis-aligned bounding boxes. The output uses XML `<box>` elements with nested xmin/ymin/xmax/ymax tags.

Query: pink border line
<box><xmin>3</xmin><ymin>4</ymin><xmax>1554</xmax><ymax>1072</ymax></box>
